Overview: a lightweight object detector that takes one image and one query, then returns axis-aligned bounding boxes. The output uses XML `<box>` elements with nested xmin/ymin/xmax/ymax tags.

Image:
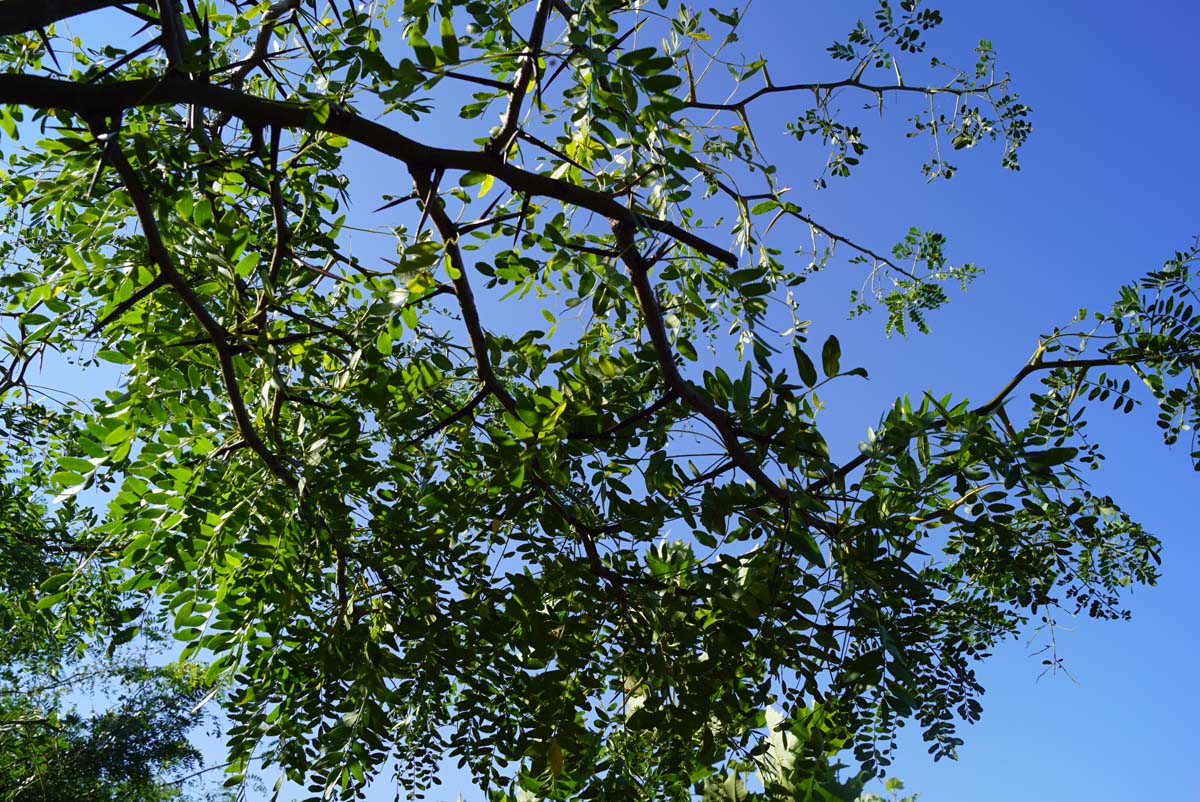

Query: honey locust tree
<box><xmin>0</xmin><ymin>0</ymin><xmax>1196</xmax><ymax>799</ymax></box>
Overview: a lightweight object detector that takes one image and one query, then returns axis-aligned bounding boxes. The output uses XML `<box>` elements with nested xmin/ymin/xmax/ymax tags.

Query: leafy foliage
<box><xmin>0</xmin><ymin>662</ymin><xmax>220</xmax><ymax>802</ymax></box>
<box><xmin>0</xmin><ymin>1</ymin><xmax>1192</xmax><ymax>800</ymax></box>
<box><xmin>0</xmin><ymin>416</ymin><xmax>225</xmax><ymax>802</ymax></box>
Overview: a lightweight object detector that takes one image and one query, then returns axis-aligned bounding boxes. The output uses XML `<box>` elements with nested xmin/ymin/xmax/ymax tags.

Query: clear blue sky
<box><xmin>31</xmin><ymin>2</ymin><xmax>1200</xmax><ymax>800</ymax></box>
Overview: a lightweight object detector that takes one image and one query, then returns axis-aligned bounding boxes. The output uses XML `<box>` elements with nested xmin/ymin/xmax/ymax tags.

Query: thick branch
<box><xmin>0</xmin><ymin>72</ymin><xmax>738</xmax><ymax>268</ymax></box>
<box><xmin>156</xmin><ymin>0</ymin><xmax>186</xmax><ymax>67</ymax></box>
<box><xmin>612</xmin><ymin>220</ymin><xmax>788</xmax><ymax>505</ymax></box>
<box><xmin>102</xmin><ymin>130</ymin><xmax>297</xmax><ymax>488</ymax></box>
<box><xmin>487</xmin><ymin>0</ymin><xmax>554</xmax><ymax>157</ymax></box>
<box><xmin>265</xmin><ymin>126</ymin><xmax>290</xmax><ymax>285</ymax></box>
<box><xmin>0</xmin><ymin>0</ymin><xmax>123</xmax><ymax>35</ymax></box>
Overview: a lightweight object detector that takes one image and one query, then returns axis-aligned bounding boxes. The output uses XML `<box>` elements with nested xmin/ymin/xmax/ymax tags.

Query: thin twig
<box><xmin>406</xmin><ymin>387</ymin><xmax>488</xmax><ymax>446</ymax></box>
<box><xmin>569</xmin><ymin>391</ymin><xmax>678</xmax><ymax>441</ymax></box>
<box><xmin>684</xmin><ymin>76</ymin><xmax>1008</xmax><ymax>113</ymax></box>
<box><xmin>809</xmin><ymin>351</ymin><xmax>1160</xmax><ymax>494</ymax></box>
<box><xmin>88</xmin><ymin>275</ymin><xmax>167</xmax><ymax>335</ymax></box>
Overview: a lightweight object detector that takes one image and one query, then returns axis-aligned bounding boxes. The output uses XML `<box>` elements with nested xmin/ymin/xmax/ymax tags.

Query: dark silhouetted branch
<box><xmin>0</xmin><ymin>72</ymin><xmax>739</xmax><ymax>267</ymax></box>
<box><xmin>100</xmin><ymin>126</ymin><xmax>297</xmax><ymax>488</ymax></box>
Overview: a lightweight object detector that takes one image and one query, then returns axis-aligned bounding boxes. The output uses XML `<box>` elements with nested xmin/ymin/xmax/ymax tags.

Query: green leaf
<box><xmin>51</xmin><ymin>470</ymin><xmax>86</xmax><ymax>487</ymax></box>
<box><xmin>234</xmin><ymin>252</ymin><xmax>260</xmax><ymax>278</ymax></box>
<box><xmin>35</xmin><ymin>591</ymin><xmax>67</xmax><ymax>610</ymax></box>
<box><xmin>1027</xmin><ymin>447</ymin><xmax>1078</xmax><ymax>467</ymax></box>
<box><xmin>820</xmin><ymin>335</ymin><xmax>841</xmax><ymax>377</ymax></box>
<box><xmin>376</xmin><ymin>328</ymin><xmax>393</xmax><ymax>356</ymax></box>
<box><xmin>793</xmin><ymin>345</ymin><xmax>818</xmax><ymax>387</ymax></box>
<box><xmin>439</xmin><ymin>16</ymin><xmax>459</xmax><ymax>64</ymax></box>
<box><xmin>96</xmin><ymin>349</ymin><xmax>130</xmax><ymax>364</ymax></box>
<box><xmin>410</xmin><ymin>30</ymin><xmax>437</xmax><ymax>68</ymax></box>
<box><xmin>56</xmin><ymin>456</ymin><xmax>96</xmax><ymax>474</ymax></box>
<box><xmin>193</xmin><ymin>198</ymin><xmax>213</xmax><ymax>226</ymax></box>
<box><xmin>786</xmin><ymin>526</ymin><xmax>826</xmax><ymax>568</ymax></box>
<box><xmin>63</xmin><ymin>244</ymin><xmax>88</xmax><ymax>271</ymax></box>
<box><xmin>39</xmin><ymin>571</ymin><xmax>75</xmax><ymax>595</ymax></box>
<box><xmin>0</xmin><ymin>106</ymin><xmax>17</xmax><ymax>139</ymax></box>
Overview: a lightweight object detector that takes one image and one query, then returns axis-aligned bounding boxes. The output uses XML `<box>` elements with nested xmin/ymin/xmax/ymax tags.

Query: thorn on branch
<box><xmin>485</xmin><ymin>0</ymin><xmax>554</xmax><ymax>159</ymax></box>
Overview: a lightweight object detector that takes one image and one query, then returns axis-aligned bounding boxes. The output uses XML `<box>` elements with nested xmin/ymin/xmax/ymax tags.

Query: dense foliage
<box><xmin>0</xmin><ymin>408</ymin><xmax>221</xmax><ymax>801</ymax></box>
<box><xmin>0</xmin><ymin>661</ymin><xmax>217</xmax><ymax>802</ymax></box>
<box><xmin>0</xmin><ymin>1</ymin><xmax>1196</xmax><ymax>799</ymax></box>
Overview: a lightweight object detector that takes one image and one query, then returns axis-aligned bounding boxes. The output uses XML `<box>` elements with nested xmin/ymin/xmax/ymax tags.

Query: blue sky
<box><xmin>15</xmin><ymin>1</ymin><xmax>1199</xmax><ymax>799</ymax></box>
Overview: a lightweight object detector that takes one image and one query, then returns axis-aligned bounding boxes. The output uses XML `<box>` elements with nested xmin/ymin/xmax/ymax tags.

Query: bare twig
<box><xmin>428</xmin><ymin>68</ymin><xmax>511</xmax><ymax>92</ymax></box>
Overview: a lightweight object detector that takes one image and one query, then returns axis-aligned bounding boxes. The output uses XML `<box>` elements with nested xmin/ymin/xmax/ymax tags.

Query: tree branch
<box><xmin>155</xmin><ymin>0</ymin><xmax>186</xmax><ymax>68</ymax></box>
<box><xmin>810</xmin><ymin>351</ymin><xmax>1160</xmax><ymax>494</ymax></box>
<box><xmin>229</xmin><ymin>0</ymin><xmax>300</xmax><ymax>91</ymax></box>
<box><xmin>612</xmin><ymin>219</ymin><xmax>788</xmax><ymax>505</ymax></box>
<box><xmin>709</xmin><ymin>176</ymin><xmax>919</xmax><ymax>280</ymax></box>
<box><xmin>100</xmin><ymin>127</ymin><xmax>297</xmax><ymax>488</ymax></box>
<box><xmin>684</xmin><ymin>77</ymin><xmax>1009</xmax><ymax>113</ymax></box>
<box><xmin>406</xmin><ymin>387</ymin><xmax>488</xmax><ymax>446</ymax></box>
<box><xmin>487</xmin><ymin>0</ymin><xmax>554</xmax><ymax>158</ymax></box>
<box><xmin>568</xmin><ymin>391</ymin><xmax>678</xmax><ymax>441</ymax></box>
<box><xmin>412</xmin><ymin>170</ymin><xmax>517</xmax><ymax>413</ymax></box>
<box><xmin>0</xmin><ymin>0</ymin><xmax>124</xmax><ymax>35</ymax></box>
<box><xmin>88</xmin><ymin>274</ymin><xmax>167</xmax><ymax>335</ymax></box>
<box><xmin>0</xmin><ymin>72</ymin><xmax>740</xmax><ymax>268</ymax></box>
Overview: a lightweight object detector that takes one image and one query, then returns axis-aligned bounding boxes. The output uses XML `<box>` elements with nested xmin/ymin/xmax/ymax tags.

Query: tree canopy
<box><xmin>0</xmin><ymin>1</ymin><xmax>1196</xmax><ymax>799</ymax></box>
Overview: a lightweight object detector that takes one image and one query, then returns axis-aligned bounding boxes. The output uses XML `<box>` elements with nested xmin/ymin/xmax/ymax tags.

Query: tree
<box><xmin>0</xmin><ymin>661</ymin><xmax>219</xmax><ymax>802</ymax></box>
<box><xmin>0</xmin><ymin>408</ymin><xmax>226</xmax><ymax>802</ymax></box>
<box><xmin>0</xmin><ymin>1</ymin><xmax>1194</xmax><ymax>799</ymax></box>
